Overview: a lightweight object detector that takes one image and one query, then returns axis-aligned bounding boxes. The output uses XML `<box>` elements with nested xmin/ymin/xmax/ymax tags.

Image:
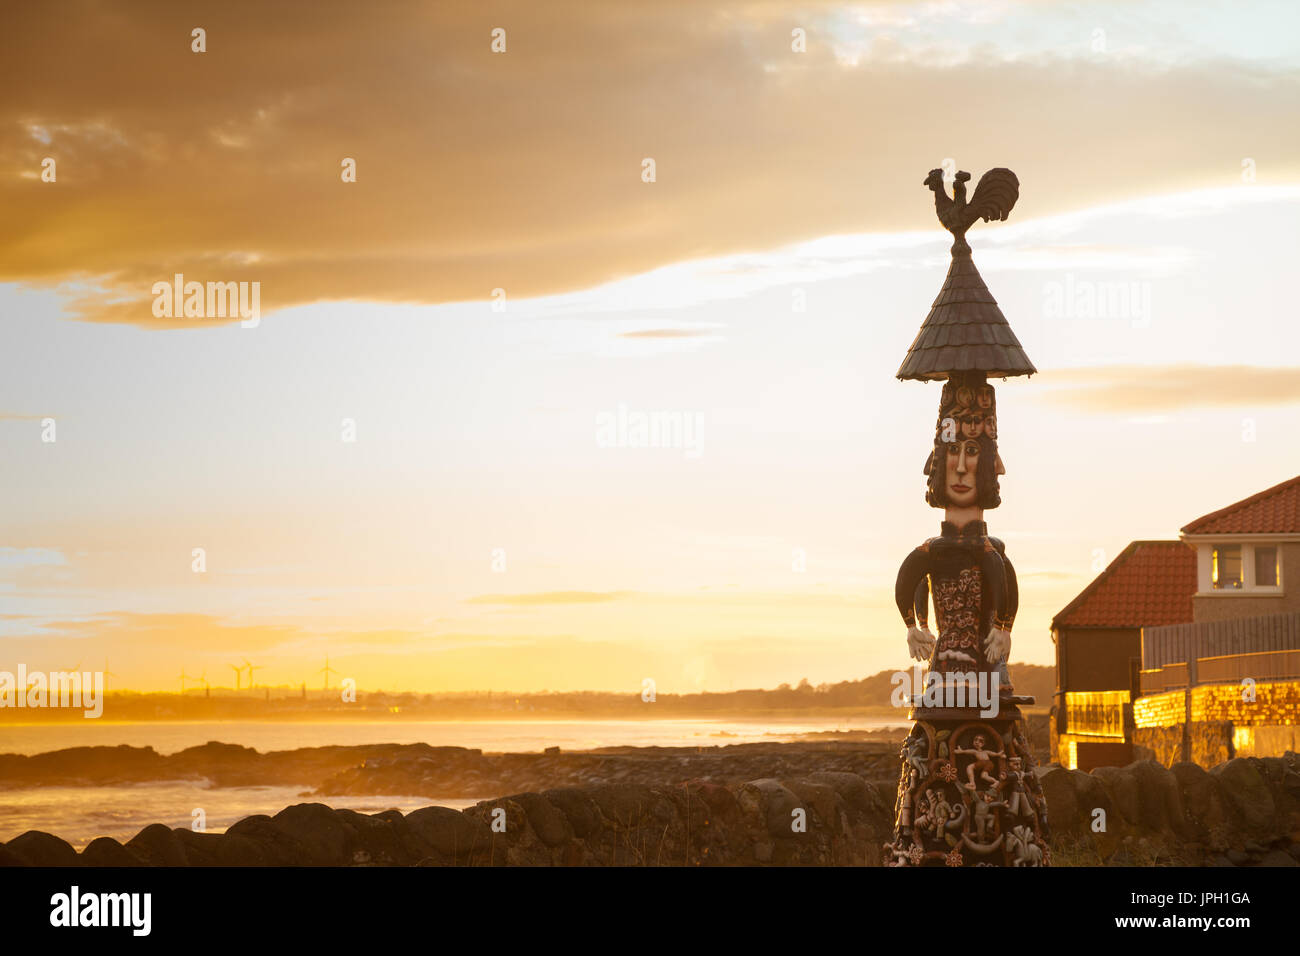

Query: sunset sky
<box><xmin>2</xmin><ymin>0</ymin><xmax>1299</xmax><ymax>694</ymax></box>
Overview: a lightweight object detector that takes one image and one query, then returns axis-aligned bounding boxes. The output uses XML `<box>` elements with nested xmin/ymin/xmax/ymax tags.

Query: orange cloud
<box><xmin>1038</xmin><ymin>365</ymin><xmax>1300</xmax><ymax>411</ymax></box>
<box><xmin>3</xmin><ymin>1</ymin><xmax>1297</xmax><ymax>326</ymax></box>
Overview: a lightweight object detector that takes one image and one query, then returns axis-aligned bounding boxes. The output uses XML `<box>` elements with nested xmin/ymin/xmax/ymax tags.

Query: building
<box><xmin>1051</xmin><ymin>474</ymin><xmax>1300</xmax><ymax>770</ymax></box>
<box><xmin>1180</xmin><ymin>473</ymin><xmax>1300</xmax><ymax>621</ymax></box>
<box><xmin>1050</xmin><ymin>541</ymin><xmax>1197</xmax><ymax>770</ymax></box>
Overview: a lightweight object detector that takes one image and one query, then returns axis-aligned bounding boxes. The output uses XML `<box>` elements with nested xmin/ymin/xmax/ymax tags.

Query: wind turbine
<box><xmin>243</xmin><ymin>658</ymin><xmax>263</xmax><ymax>690</ymax></box>
<box><xmin>198</xmin><ymin>670</ymin><xmax>210</xmax><ymax>697</ymax></box>
<box><xmin>228</xmin><ymin>662</ymin><xmax>244</xmax><ymax>691</ymax></box>
<box><xmin>319</xmin><ymin>655</ymin><xmax>338</xmax><ymax>691</ymax></box>
<box><xmin>102</xmin><ymin>658</ymin><xmax>118</xmax><ymax>691</ymax></box>
<box><xmin>177</xmin><ymin>669</ymin><xmax>194</xmax><ymax>696</ymax></box>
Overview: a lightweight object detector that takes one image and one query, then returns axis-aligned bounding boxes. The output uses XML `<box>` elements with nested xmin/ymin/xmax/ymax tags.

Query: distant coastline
<box><xmin>0</xmin><ymin>665</ymin><xmax>1054</xmax><ymax>724</ymax></box>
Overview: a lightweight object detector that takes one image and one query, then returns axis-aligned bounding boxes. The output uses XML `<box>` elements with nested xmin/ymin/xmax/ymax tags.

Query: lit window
<box><xmin>1212</xmin><ymin>545</ymin><xmax>1242</xmax><ymax>589</ymax></box>
<box><xmin>1255</xmin><ymin>546</ymin><xmax>1279</xmax><ymax>587</ymax></box>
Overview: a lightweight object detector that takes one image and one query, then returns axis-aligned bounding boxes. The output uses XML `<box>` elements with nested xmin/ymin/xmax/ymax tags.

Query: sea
<box><xmin>0</xmin><ymin>716</ymin><xmax>905</xmax><ymax>849</ymax></box>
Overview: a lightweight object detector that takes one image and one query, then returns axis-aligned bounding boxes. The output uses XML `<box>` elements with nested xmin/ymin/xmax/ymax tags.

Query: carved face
<box><xmin>945</xmin><ymin>439</ymin><xmax>980</xmax><ymax>507</ymax></box>
<box><xmin>926</xmin><ymin>376</ymin><xmax>1002</xmax><ymax>511</ymax></box>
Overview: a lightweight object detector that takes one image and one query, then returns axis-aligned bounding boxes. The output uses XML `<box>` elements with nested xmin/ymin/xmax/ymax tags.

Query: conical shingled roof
<box><xmin>896</xmin><ymin>251</ymin><xmax>1036</xmax><ymax>381</ymax></box>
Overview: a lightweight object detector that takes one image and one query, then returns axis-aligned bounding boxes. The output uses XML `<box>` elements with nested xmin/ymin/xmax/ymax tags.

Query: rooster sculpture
<box><xmin>923</xmin><ymin>167</ymin><xmax>1019</xmax><ymax>254</ymax></box>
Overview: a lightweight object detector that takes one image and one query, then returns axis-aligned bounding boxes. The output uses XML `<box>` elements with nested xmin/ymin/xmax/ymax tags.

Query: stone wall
<box><xmin>1121</xmin><ymin>681</ymin><xmax>1300</xmax><ymax>769</ymax></box>
<box><xmin>3</xmin><ymin>752</ymin><xmax>1298</xmax><ymax>868</ymax></box>
<box><xmin>1194</xmin><ymin>680</ymin><xmax>1300</xmax><ymax>724</ymax></box>
<box><xmin>1132</xmin><ymin>721</ymin><xmax>1234</xmax><ymax>767</ymax></box>
<box><xmin>1134</xmin><ymin>682</ymin><xmax>1300</xmax><ymax>729</ymax></box>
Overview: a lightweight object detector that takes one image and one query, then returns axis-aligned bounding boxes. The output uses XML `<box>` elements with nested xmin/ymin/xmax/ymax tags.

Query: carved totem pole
<box><xmin>882</xmin><ymin>167</ymin><xmax>1051</xmax><ymax>867</ymax></box>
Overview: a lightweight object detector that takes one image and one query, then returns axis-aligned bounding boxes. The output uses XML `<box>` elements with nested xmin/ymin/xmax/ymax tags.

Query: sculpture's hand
<box><xmin>907</xmin><ymin>625</ymin><xmax>936</xmax><ymax>662</ymax></box>
<box><xmin>984</xmin><ymin>627</ymin><xmax>1011</xmax><ymax>664</ymax></box>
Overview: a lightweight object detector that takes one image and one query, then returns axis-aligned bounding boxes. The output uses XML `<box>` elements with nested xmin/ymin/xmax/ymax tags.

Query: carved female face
<box><xmin>960</xmin><ymin>413</ymin><xmax>983</xmax><ymax>439</ymax></box>
<box><xmin>976</xmin><ymin>385</ymin><xmax>994</xmax><ymax>410</ymax></box>
<box><xmin>983</xmin><ymin>415</ymin><xmax>997</xmax><ymax>440</ymax></box>
<box><xmin>945</xmin><ymin>439</ymin><xmax>980</xmax><ymax>507</ymax></box>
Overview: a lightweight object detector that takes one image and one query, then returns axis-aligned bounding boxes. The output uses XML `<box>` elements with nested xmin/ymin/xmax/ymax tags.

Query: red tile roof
<box><xmin>1052</xmin><ymin>540</ymin><xmax>1196</xmax><ymax>630</ymax></box>
<box><xmin>1181</xmin><ymin>474</ymin><xmax>1300</xmax><ymax>535</ymax></box>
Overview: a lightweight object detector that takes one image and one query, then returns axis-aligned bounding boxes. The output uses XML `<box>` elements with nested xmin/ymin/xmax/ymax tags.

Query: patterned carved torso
<box><xmin>895</xmin><ymin>519</ymin><xmax>1018</xmax><ymax>687</ymax></box>
<box><xmin>931</xmin><ymin>564</ymin><xmax>983</xmax><ymax>674</ymax></box>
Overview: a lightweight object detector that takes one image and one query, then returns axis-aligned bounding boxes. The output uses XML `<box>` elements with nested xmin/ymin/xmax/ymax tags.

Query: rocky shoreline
<box><xmin>2</xmin><ymin>738</ymin><xmax>1298</xmax><ymax>866</ymax></box>
<box><xmin>0</xmin><ymin>736</ymin><xmax>908</xmax><ymax>797</ymax></box>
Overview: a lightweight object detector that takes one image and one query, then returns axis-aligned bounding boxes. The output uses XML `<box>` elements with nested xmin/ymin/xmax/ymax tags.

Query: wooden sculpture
<box><xmin>882</xmin><ymin>168</ymin><xmax>1050</xmax><ymax>867</ymax></box>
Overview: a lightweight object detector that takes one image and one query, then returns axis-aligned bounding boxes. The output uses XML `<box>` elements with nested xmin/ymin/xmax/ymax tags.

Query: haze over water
<box><xmin>0</xmin><ymin>715</ymin><xmax>906</xmax><ymax>756</ymax></box>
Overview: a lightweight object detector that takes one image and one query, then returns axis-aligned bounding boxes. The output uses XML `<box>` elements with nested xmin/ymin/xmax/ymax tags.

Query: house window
<box><xmin>1255</xmin><ymin>546</ymin><xmax>1279</xmax><ymax>587</ymax></box>
<box><xmin>1211</xmin><ymin>545</ymin><xmax>1242</xmax><ymax>589</ymax></box>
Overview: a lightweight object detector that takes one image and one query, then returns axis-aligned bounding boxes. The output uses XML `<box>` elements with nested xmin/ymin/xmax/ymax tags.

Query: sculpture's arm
<box><xmin>895</xmin><ymin>547</ymin><xmax>929</xmax><ymax>626</ymax></box>
<box><xmin>896</xmin><ymin>547</ymin><xmax>935</xmax><ymax>662</ymax></box>
<box><xmin>913</xmin><ymin>576</ymin><xmax>931</xmax><ymax>629</ymax></box>
<box><xmin>980</xmin><ymin>542</ymin><xmax>1012</xmax><ymax>664</ymax></box>
<box><xmin>991</xmin><ymin>539</ymin><xmax>1019</xmax><ymax>633</ymax></box>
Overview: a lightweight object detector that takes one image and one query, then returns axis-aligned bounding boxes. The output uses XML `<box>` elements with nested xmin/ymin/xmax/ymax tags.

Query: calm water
<box><xmin>0</xmin><ymin>717</ymin><xmax>905</xmax><ymax>849</ymax></box>
<box><xmin>0</xmin><ymin>783</ymin><xmax>477</xmax><ymax>851</ymax></box>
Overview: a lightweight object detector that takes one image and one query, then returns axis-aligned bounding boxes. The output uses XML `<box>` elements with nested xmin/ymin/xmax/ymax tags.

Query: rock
<box><xmin>80</xmin><ymin>837</ymin><xmax>143</xmax><ymax>867</ymax></box>
<box><xmin>1128</xmin><ymin>760</ymin><xmax>1190</xmax><ymax>837</ymax></box>
<box><xmin>7</xmin><ymin>831</ymin><xmax>78</xmax><ymax>866</ymax></box>
<box><xmin>1037</xmin><ymin>767</ymin><xmax>1080</xmax><ymax>835</ymax></box>
<box><xmin>806</xmin><ymin>771</ymin><xmax>874</xmax><ymax>813</ymax></box>
<box><xmin>405</xmin><ymin>806</ymin><xmax>491</xmax><ymax>861</ymax></box>
<box><xmin>1251</xmin><ymin>757</ymin><xmax>1291</xmax><ymax>787</ymax></box>
<box><xmin>1211</xmin><ymin>759</ymin><xmax>1276</xmax><ymax>833</ymax></box>
<box><xmin>784</xmin><ymin>779</ymin><xmax>843</xmax><ymax>834</ymax></box>
<box><xmin>269</xmin><ymin>803</ymin><xmax>356</xmax><ymax>865</ymax></box>
<box><xmin>225</xmin><ymin>814</ymin><xmax>310</xmax><ymax>865</ymax></box>
<box><xmin>334</xmin><ymin>809</ymin><xmax>415</xmax><ymax>866</ymax></box>
<box><xmin>126</xmin><ymin>823</ymin><xmax>189</xmax><ymax>866</ymax></box>
<box><xmin>171</xmin><ymin>829</ymin><xmax>233</xmax><ymax>866</ymax></box>
<box><xmin>1093</xmin><ymin>766</ymin><xmax>1141</xmax><ymax>828</ymax></box>
<box><xmin>1172</xmin><ymin>762</ymin><xmax>1230</xmax><ymax>838</ymax></box>
<box><xmin>464</xmin><ymin>796</ymin><xmax>553</xmax><ymax>864</ymax></box>
<box><xmin>1226</xmin><ymin>848</ymin><xmax>1249</xmax><ymax>865</ymax></box>
<box><xmin>541</xmin><ymin>788</ymin><xmax>601</xmax><ymax>838</ymax></box>
<box><xmin>1258</xmin><ymin>849</ymin><xmax>1298</xmax><ymax>867</ymax></box>
<box><xmin>588</xmin><ymin>784</ymin><xmax>659</xmax><ymax>829</ymax></box>
<box><xmin>506</xmin><ymin>792</ymin><xmax>572</xmax><ymax>848</ymax></box>
<box><xmin>737</xmin><ymin>778</ymin><xmax>803</xmax><ymax>839</ymax></box>
<box><xmin>1283</xmin><ymin>771</ymin><xmax>1300</xmax><ymax>798</ymax></box>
